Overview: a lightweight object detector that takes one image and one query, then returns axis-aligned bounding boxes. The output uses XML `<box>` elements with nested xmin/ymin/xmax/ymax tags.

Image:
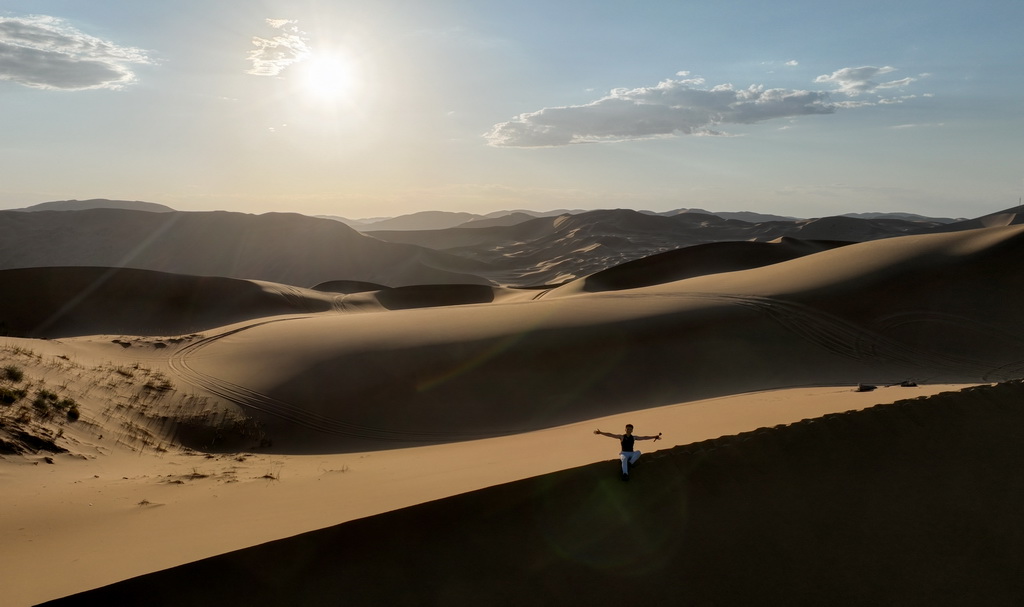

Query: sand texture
<box><xmin>2</xmin><ymin>220</ymin><xmax>1024</xmax><ymax>605</ymax></box>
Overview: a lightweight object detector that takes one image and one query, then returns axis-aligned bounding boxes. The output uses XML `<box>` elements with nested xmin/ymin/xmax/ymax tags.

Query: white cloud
<box><xmin>0</xmin><ymin>15</ymin><xmax>151</xmax><ymax>90</ymax></box>
<box><xmin>890</xmin><ymin>122</ymin><xmax>945</xmax><ymax>129</ymax></box>
<box><xmin>785</xmin><ymin>60</ymin><xmax>799</xmax><ymax>66</ymax></box>
<box><xmin>814</xmin><ymin>65</ymin><xmax>915</xmax><ymax>96</ymax></box>
<box><xmin>485</xmin><ymin>76</ymin><xmax>836</xmax><ymax>147</ymax></box>
<box><xmin>245</xmin><ymin>18</ymin><xmax>310</xmax><ymax>76</ymax></box>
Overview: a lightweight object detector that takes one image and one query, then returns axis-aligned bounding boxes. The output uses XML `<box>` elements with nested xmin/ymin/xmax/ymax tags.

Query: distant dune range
<box><xmin>4</xmin><ymin>205</ymin><xmax>1017</xmax><ymax>288</ymax></box>
<box><xmin>0</xmin><ymin>209</ymin><xmax>490</xmax><ymax>288</ymax></box>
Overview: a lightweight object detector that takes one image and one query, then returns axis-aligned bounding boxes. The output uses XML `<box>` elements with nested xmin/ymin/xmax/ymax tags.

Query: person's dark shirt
<box><xmin>621</xmin><ymin>434</ymin><xmax>635</xmax><ymax>452</ymax></box>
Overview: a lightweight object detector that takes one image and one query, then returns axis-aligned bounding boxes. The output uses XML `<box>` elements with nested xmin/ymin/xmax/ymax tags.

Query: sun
<box><xmin>298</xmin><ymin>51</ymin><xmax>359</xmax><ymax>102</ymax></box>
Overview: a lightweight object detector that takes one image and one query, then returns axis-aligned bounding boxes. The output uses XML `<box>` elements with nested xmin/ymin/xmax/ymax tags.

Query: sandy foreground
<box><xmin>2</xmin><ymin>382</ymin><xmax>975</xmax><ymax>606</ymax></box>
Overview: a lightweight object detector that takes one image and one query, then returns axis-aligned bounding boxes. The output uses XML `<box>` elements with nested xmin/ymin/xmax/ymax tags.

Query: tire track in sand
<box><xmin>167</xmin><ymin>317</ymin><xmax>493</xmax><ymax>444</ymax></box>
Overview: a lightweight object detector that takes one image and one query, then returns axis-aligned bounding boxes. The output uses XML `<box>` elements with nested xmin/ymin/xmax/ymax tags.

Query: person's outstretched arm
<box><xmin>593</xmin><ymin>429</ymin><xmax>622</xmax><ymax>439</ymax></box>
<box><xmin>636</xmin><ymin>432</ymin><xmax>662</xmax><ymax>441</ymax></box>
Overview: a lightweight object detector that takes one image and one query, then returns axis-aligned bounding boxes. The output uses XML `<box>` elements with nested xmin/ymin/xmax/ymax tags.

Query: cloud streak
<box><xmin>813</xmin><ymin>65</ymin><xmax>915</xmax><ymax>96</ymax></box>
<box><xmin>487</xmin><ymin>65</ymin><xmax>922</xmax><ymax>148</ymax></box>
<box><xmin>245</xmin><ymin>19</ymin><xmax>310</xmax><ymax>76</ymax></box>
<box><xmin>485</xmin><ymin>76</ymin><xmax>836</xmax><ymax>147</ymax></box>
<box><xmin>0</xmin><ymin>15</ymin><xmax>151</xmax><ymax>90</ymax></box>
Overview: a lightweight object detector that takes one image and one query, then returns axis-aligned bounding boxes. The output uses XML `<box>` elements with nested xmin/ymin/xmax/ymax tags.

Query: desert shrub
<box><xmin>32</xmin><ymin>390</ymin><xmax>59</xmax><ymax>415</ymax></box>
<box><xmin>2</xmin><ymin>365</ymin><xmax>24</xmax><ymax>383</ymax></box>
<box><xmin>143</xmin><ymin>378</ymin><xmax>173</xmax><ymax>393</ymax></box>
<box><xmin>0</xmin><ymin>386</ymin><xmax>27</xmax><ymax>405</ymax></box>
<box><xmin>55</xmin><ymin>397</ymin><xmax>76</xmax><ymax>411</ymax></box>
<box><xmin>66</xmin><ymin>406</ymin><xmax>80</xmax><ymax>422</ymax></box>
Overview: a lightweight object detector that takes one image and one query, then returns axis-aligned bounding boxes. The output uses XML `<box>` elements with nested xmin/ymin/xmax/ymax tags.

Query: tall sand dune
<box><xmin>43</xmin><ymin>380</ymin><xmax>1024</xmax><ymax>606</ymax></box>
<box><xmin>0</xmin><ymin>267</ymin><xmax>339</xmax><ymax>338</ymax></box>
<box><xmin>152</xmin><ymin>224</ymin><xmax>1024</xmax><ymax>452</ymax></box>
<box><xmin>582</xmin><ymin>237</ymin><xmax>849</xmax><ymax>291</ymax></box>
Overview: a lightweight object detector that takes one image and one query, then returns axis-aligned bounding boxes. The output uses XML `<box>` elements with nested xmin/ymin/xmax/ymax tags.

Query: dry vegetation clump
<box><xmin>0</xmin><ymin>349</ymin><xmax>79</xmax><ymax>455</ymax></box>
<box><xmin>1</xmin><ymin>342</ymin><xmax>263</xmax><ymax>459</ymax></box>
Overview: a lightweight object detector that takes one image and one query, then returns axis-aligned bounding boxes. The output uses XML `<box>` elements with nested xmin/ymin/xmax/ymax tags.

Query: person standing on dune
<box><xmin>594</xmin><ymin>424</ymin><xmax>661</xmax><ymax>481</ymax></box>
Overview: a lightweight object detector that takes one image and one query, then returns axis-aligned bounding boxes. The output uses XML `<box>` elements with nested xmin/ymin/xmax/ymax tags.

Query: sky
<box><xmin>1</xmin><ymin>0</ymin><xmax>1022</xmax><ymax>220</ymax></box>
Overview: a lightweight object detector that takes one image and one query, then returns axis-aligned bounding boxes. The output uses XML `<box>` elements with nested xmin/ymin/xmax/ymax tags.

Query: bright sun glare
<box><xmin>299</xmin><ymin>51</ymin><xmax>358</xmax><ymax>102</ymax></box>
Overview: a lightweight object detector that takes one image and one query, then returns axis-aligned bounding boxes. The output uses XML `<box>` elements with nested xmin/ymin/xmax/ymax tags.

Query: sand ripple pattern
<box><xmin>603</xmin><ymin>291</ymin><xmax>1024</xmax><ymax>380</ymax></box>
<box><xmin>697</xmin><ymin>293</ymin><xmax>1024</xmax><ymax>380</ymax></box>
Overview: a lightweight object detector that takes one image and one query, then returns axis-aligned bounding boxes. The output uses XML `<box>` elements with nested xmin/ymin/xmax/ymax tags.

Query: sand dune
<box><xmin>0</xmin><ymin>267</ymin><xmax>339</xmax><ymax>338</ymax></box>
<box><xmin>3</xmin><ymin>225</ymin><xmax>1023</xmax><ymax>451</ymax></box>
<box><xmin>39</xmin><ymin>381</ymin><xmax>1024</xmax><ymax>606</ymax></box>
<box><xmin>581</xmin><ymin>237</ymin><xmax>849</xmax><ymax>291</ymax></box>
<box><xmin>147</xmin><ymin>224</ymin><xmax>1024</xmax><ymax>453</ymax></box>
<box><xmin>4</xmin><ymin>220</ymin><xmax>1024</xmax><ymax>605</ymax></box>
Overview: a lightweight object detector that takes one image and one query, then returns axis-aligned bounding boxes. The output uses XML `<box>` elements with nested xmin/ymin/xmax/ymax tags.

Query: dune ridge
<box><xmin>0</xmin><ymin>267</ymin><xmax>339</xmax><ymax>338</ymax></box>
<box><xmin>154</xmin><ymin>224</ymin><xmax>1024</xmax><ymax>452</ymax></box>
<box><xmin>42</xmin><ymin>380</ymin><xmax>1024</xmax><ymax>606</ymax></box>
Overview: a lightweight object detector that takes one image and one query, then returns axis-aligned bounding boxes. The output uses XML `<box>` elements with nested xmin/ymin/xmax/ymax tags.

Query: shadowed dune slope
<box><xmin>0</xmin><ymin>209</ymin><xmax>491</xmax><ymax>287</ymax></box>
<box><xmin>46</xmin><ymin>381</ymin><xmax>1024</xmax><ymax>607</ymax></box>
<box><xmin>915</xmin><ymin>205</ymin><xmax>1024</xmax><ymax>233</ymax></box>
<box><xmin>0</xmin><ymin>267</ymin><xmax>339</xmax><ymax>338</ymax></box>
<box><xmin>373</xmin><ymin>284</ymin><xmax>498</xmax><ymax>309</ymax></box>
<box><xmin>165</xmin><ymin>225</ymin><xmax>1024</xmax><ymax>452</ymax></box>
<box><xmin>582</xmin><ymin>238</ymin><xmax>851</xmax><ymax>291</ymax></box>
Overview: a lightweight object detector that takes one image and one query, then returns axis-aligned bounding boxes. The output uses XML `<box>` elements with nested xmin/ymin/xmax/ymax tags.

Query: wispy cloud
<box><xmin>245</xmin><ymin>19</ymin><xmax>309</xmax><ymax>76</ymax></box>
<box><xmin>485</xmin><ymin>75</ymin><xmax>836</xmax><ymax>147</ymax></box>
<box><xmin>0</xmin><ymin>15</ymin><xmax>151</xmax><ymax>91</ymax></box>
<box><xmin>487</xmin><ymin>64</ymin><xmax>925</xmax><ymax>148</ymax></box>
<box><xmin>814</xmin><ymin>65</ymin><xmax>915</xmax><ymax>96</ymax></box>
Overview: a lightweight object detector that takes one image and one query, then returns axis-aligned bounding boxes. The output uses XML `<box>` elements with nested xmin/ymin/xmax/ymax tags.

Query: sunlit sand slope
<box><xmin>45</xmin><ymin>380</ymin><xmax>1024</xmax><ymax>606</ymax></box>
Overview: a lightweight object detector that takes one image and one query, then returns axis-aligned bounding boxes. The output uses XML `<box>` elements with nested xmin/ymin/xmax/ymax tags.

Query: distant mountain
<box><xmin>360</xmin><ymin>211</ymin><xmax>484</xmax><ymax>231</ymax></box>
<box><xmin>653</xmin><ymin>208</ymin><xmax>800</xmax><ymax>223</ymax></box>
<box><xmin>6</xmin><ymin>203</ymin><xmax>1007</xmax><ymax>289</ymax></box>
<box><xmin>316</xmin><ymin>215</ymin><xmax>372</xmax><ymax>228</ymax></box>
<box><xmin>325</xmin><ymin>207</ymin><xmax>963</xmax><ymax>234</ymax></box>
<box><xmin>457</xmin><ymin>212</ymin><xmax>537</xmax><ymax>229</ymax></box>
<box><xmin>13</xmin><ymin>198</ymin><xmax>175</xmax><ymax>213</ymax></box>
<box><xmin>841</xmin><ymin>212</ymin><xmax>961</xmax><ymax>223</ymax></box>
<box><xmin>331</xmin><ymin>208</ymin><xmax>591</xmax><ymax>231</ymax></box>
<box><xmin>366</xmin><ymin>208</ymin><xmax>945</xmax><ymax>285</ymax></box>
<box><xmin>0</xmin><ymin>209</ymin><xmax>492</xmax><ymax>288</ymax></box>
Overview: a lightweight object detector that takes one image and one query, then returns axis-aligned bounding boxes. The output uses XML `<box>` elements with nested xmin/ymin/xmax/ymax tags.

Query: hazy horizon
<box><xmin>2</xmin><ymin>1</ymin><xmax>1022</xmax><ymax>220</ymax></box>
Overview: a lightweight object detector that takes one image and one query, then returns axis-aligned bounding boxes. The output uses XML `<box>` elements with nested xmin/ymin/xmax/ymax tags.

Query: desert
<box><xmin>5</xmin><ymin>4</ymin><xmax>1024</xmax><ymax>603</ymax></box>
<box><xmin>2</xmin><ymin>203</ymin><xmax>1024</xmax><ymax>605</ymax></box>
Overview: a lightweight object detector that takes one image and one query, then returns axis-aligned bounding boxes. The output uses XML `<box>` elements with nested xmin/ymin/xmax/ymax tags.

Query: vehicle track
<box><xmin>167</xmin><ymin>317</ymin><xmax>497</xmax><ymax>444</ymax></box>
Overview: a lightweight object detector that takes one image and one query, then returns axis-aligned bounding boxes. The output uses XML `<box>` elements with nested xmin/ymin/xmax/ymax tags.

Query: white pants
<box><xmin>620</xmin><ymin>450</ymin><xmax>641</xmax><ymax>474</ymax></box>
